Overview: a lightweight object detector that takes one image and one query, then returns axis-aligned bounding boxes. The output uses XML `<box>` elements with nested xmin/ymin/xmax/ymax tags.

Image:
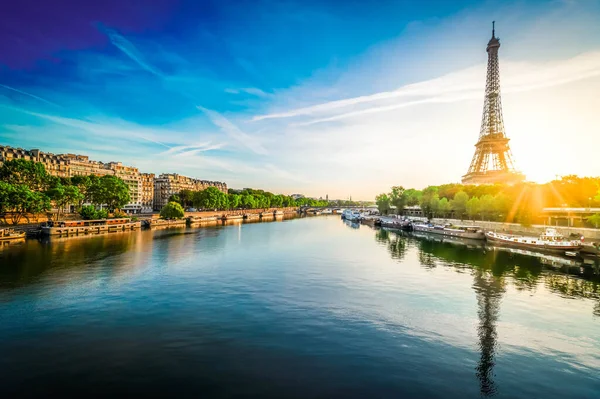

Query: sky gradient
<box><xmin>2</xmin><ymin>0</ymin><xmax>600</xmax><ymax>199</ymax></box>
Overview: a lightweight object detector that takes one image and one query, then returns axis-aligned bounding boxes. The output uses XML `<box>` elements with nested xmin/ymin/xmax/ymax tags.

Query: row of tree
<box><xmin>168</xmin><ymin>187</ymin><xmax>331</xmax><ymax>211</ymax></box>
<box><xmin>376</xmin><ymin>176</ymin><xmax>600</xmax><ymax>226</ymax></box>
<box><xmin>0</xmin><ymin>159</ymin><xmax>131</xmax><ymax>224</ymax></box>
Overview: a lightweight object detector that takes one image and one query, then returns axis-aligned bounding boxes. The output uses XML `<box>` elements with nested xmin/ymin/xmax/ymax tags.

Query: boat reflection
<box><xmin>343</xmin><ymin>219</ymin><xmax>360</xmax><ymax>229</ymax></box>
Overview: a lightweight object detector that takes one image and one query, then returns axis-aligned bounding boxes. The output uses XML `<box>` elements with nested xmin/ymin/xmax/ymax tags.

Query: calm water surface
<box><xmin>0</xmin><ymin>216</ymin><xmax>599</xmax><ymax>398</ymax></box>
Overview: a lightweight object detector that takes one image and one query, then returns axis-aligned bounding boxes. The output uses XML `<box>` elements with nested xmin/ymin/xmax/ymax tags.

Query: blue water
<box><xmin>0</xmin><ymin>216</ymin><xmax>599</xmax><ymax>397</ymax></box>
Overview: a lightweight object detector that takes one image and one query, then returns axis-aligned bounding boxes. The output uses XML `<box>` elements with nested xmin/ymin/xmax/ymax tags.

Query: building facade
<box><xmin>140</xmin><ymin>173</ymin><xmax>155</xmax><ymax>213</ymax></box>
<box><xmin>153</xmin><ymin>173</ymin><xmax>228</xmax><ymax>211</ymax></box>
<box><xmin>0</xmin><ymin>146</ymin><xmax>70</xmax><ymax>178</ymax></box>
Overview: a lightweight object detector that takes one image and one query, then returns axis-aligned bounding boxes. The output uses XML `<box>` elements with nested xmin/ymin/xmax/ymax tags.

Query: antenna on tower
<box><xmin>492</xmin><ymin>21</ymin><xmax>495</xmax><ymax>38</ymax></box>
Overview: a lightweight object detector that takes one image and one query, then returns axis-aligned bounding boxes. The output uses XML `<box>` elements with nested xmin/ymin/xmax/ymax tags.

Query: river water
<box><xmin>0</xmin><ymin>216</ymin><xmax>599</xmax><ymax>398</ymax></box>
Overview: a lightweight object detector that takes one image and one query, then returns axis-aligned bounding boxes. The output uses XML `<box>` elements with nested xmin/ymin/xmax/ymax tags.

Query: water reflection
<box><xmin>373</xmin><ymin>228</ymin><xmax>600</xmax><ymax>397</ymax></box>
<box><xmin>473</xmin><ymin>270</ymin><xmax>504</xmax><ymax>396</ymax></box>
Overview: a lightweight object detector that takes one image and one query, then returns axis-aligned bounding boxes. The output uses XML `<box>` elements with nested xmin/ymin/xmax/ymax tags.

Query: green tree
<box><xmin>79</xmin><ymin>205</ymin><xmax>108</xmax><ymax>220</ymax></box>
<box><xmin>5</xmin><ymin>185</ymin><xmax>51</xmax><ymax>225</ymax></box>
<box><xmin>193</xmin><ymin>187</ymin><xmax>227</xmax><ymax>210</ymax></box>
<box><xmin>0</xmin><ymin>159</ymin><xmax>50</xmax><ymax>191</ymax></box>
<box><xmin>241</xmin><ymin>194</ymin><xmax>256</xmax><ymax>209</ymax></box>
<box><xmin>419</xmin><ymin>187</ymin><xmax>439</xmax><ymax>219</ymax></box>
<box><xmin>160</xmin><ymin>201</ymin><xmax>185</xmax><ymax>219</ymax></box>
<box><xmin>438</xmin><ymin>197</ymin><xmax>451</xmax><ymax>218</ymax></box>
<box><xmin>375</xmin><ymin>193</ymin><xmax>391</xmax><ymax>215</ymax></box>
<box><xmin>466</xmin><ymin>197</ymin><xmax>481</xmax><ymax>220</ymax></box>
<box><xmin>404</xmin><ymin>189</ymin><xmax>422</xmax><ymax>206</ymax></box>
<box><xmin>450</xmin><ymin>191</ymin><xmax>469</xmax><ymax>220</ymax></box>
<box><xmin>168</xmin><ymin>194</ymin><xmax>181</xmax><ymax>204</ymax></box>
<box><xmin>587</xmin><ymin>213</ymin><xmax>600</xmax><ymax>228</ymax></box>
<box><xmin>46</xmin><ymin>184</ymin><xmax>84</xmax><ymax>220</ymax></box>
<box><xmin>479</xmin><ymin>194</ymin><xmax>495</xmax><ymax>221</ymax></box>
<box><xmin>179</xmin><ymin>190</ymin><xmax>195</xmax><ymax>208</ymax></box>
<box><xmin>89</xmin><ymin>175</ymin><xmax>131</xmax><ymax>211</ymax></box>
<box><xmin>389</xmin><ymin>186</ymin><xmax>406</xmax><ymax>215</ymax></box>
<box><xmin>228</xmin><ymin>193</ymin><xmax>241</xmax><ymax>209</ymax></box>
<box><xmin>428</xmin><ymin>194</ymin><xmax>440</xmax><ymax>218</ymax></box>
<box><xmin>492</xmin><ymin>193</ymin><xmax>511</xmax><ymax>221</ymax></box>
<box><xmin>270</xmin><ymin>194</ymin><xmax>283</xmax><ymax>208</ymax></box>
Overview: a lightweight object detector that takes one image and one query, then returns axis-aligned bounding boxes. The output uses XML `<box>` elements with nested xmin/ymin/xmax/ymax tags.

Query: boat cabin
<box><xmin>45</xmin><ymin>218</ymin><xmax>132</xmax><ymax>228</ymax></box>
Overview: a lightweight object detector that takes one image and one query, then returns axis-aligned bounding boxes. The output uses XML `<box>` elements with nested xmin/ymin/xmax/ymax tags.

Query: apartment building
<box><xmin>140</xmin><ymin>173</ymin><xmax>155</xmax><ymax>213</ymax></box>
<box><xmin>153</xmin><ymin>173</ymin><xmax>228</xmax><ymax>211</ymax></box>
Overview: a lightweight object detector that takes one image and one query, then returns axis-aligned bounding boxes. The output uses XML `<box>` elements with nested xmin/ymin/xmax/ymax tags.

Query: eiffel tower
<box><xmin>462</xmin><ymin>22</ymin><xmax>525</xmax><ymax>185</ymax></box>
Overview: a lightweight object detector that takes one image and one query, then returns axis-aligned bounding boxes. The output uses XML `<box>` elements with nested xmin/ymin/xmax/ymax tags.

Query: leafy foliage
<box><xmin>79</xmin><ymin>205</ymin><xmax>108</xmax><ymax>220</ymax></box>
<box><xmin>160</xmin><ymin>201</ymin><xmax>185</xmax><ymax>219</ymax></box>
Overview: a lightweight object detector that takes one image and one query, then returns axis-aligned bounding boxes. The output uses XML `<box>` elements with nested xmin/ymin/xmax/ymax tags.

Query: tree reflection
<box><xmin>374</xmin><ymin>228</ymin><xmax>408</xmax><ymax>262</ymax></box>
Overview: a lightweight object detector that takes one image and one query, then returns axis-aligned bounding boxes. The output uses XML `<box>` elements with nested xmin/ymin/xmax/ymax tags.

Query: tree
<box><xmin>466</xmin><ymin>197</ymin><xmax>481</xmax><ymax>220</ymax></box>
<box><xmin>479</xmin><ymin>194</ymin><xmax>495</xmax><ymax>221</ymax></box>
<box><xmin>179</xmin><ymin>190</ymin><xmax>194</xmax><ymax>208</ymax></box>
<box><xmin>404</xmin><ymin>189</ymin><xmax>422</xmax><ymax>207</ymax></box>
<box><xmin>79</xmin><ymin>205</ymin><xmax>108</xmax><ymax>220</ymax></box>
<box><xmin>241</xmin><ymin>194</ymin><xmax>256</xmax><ymax>209</ymax></box>
<box><xmin>168</xmin><ymin>194</ymin><xmax>181</xmax><ymax>204</ymax></box>
<box><xmin>389</xmin><ymin>186</ymin><xmax>406</xmax><ymax>215</ymax></box>
<box><xmin>193</xmin><ymin>187</ymin><xmax>227</xmax><ymax>210</ymax></box>
<box><xmin>428</xmin><ymin>194</ymin><xmax>440</xmax><ymax>218</ymax></box>
<box><xmin>89</xmin><ymin>175</ymin><xmax>130</xmax><ymax>211</ymax></box>
<box><xmin>46</xmin><ymin>184</ymin><xmax>84</xmax><ymax>220</ymax></box>
<box><xmin>450</xmin><ymin>191</ymin><xmax>469</xmax><ymax>220</ymax></box>
<box><xmin>0</xmin><ymin>159</ymin><xmax>50</xmax><ymax>191</ymax></box>
<box><xmin>587</xmin><ymin>213</ymin><xmax>600</xmax><ymax>228</ymax></box>
<box><xmin>5</xmin><ymin>185</ymin><xmax>51</xmax><ymax>225</ymax></box>
<box><xmin>492</xmin><ymin>193</ymin><xmax>511</xmax><ymax>222</ymax></box>
<box><xmin>160</xmin><ymin>201</ymin><xmax>185</xmax><ymax>219</ymax></box>
<box><xmin>438</xmin><ymin>197</ymin><xmax>451</xmax><ymax>218</ymax></box>
<box><xmin>419</xmin><ymin>187</ymin><xmax>439</xmax><ymax>219</ymax></box>
<box><xmin>228</xmin><ymin>193</ymin><xmax>241</xmax><ymax>209</ymax></box>
<box><xmin>270</xmin><ymin>194</ymin><xmax>283</xmax><ymax>208</ymax></box>
<box><xmin>375</xmin><ymin>193</ymin><xmax>391</xmax><ymax>215</ymax></box>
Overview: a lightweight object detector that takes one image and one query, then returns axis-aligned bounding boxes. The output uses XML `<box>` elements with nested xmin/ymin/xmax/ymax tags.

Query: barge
<box><xmin>485</xmin><ymin>228</ymin><xmax>581</xmax><ymax>253</ymax></box>
<box><xmin>41</xmin><ymin>218</ymin><xmax>141</xmax><ymax>236</ymax></box>
<box><xmin>413</xmin><ymin>223</ymin><xmax>485</xmax><ymax>240</ymax></box>
<box><xmin>0</xmin><ymin>228</ymin><xmax>26</xmax><ymax>241</ymax></box>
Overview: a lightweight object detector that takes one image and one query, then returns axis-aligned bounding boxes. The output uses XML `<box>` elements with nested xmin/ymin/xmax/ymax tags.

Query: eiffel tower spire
<box><xmin>462</xmin><ymin>22</ymin><xmax>525</xmax><ymax>185</ymax></box>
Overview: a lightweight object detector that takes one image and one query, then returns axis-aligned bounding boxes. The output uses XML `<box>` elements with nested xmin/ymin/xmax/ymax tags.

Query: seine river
<box><xmin>0</xmin><ymin>216</ymin><xmax>599</xmax><ymax>398</ymax></box>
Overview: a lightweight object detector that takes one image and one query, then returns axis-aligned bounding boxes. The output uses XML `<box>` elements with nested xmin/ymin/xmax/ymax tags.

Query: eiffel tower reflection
<box><xmin>472</xmin><ymin>269</ymin><xmax>505</xmax><ymax>396</ymax></box>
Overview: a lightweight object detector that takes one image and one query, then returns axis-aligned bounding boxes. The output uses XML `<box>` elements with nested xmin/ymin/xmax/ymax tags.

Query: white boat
<box><xmin>485</xmin><ymin>228</ymin><xmax>581</xmax><ymax>253</ymax></box>
<box><xmin>342</xmin><ymin>209</ymin><xmax>361</xmax><ymax>222</ymax></box>
<box><xmin>413</xmin><ymin>223</ymin><xmax>485</xmax><ymax>240</ymax></box>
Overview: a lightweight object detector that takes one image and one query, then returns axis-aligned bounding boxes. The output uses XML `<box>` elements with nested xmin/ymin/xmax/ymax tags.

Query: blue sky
<box><xmin>2</xmin><ymin>0</ymin><xmax>600</xmax><ymax>199</ymax></box>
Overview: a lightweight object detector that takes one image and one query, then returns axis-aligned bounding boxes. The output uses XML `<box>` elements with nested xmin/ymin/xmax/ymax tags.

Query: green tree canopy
<box><xmin>160</xmin><ymin>201</ymin><xmax>185</xmax><ymax>219</ymax></box>
<box><xmin>450</xmin><ymin>191</ymin><xmax>469</xmax><ymax>220</ymax></box>
<box><xmin>375</xmin><ymin>193</ymin><xmax>391</xmax><ymax>215</ymax></box>
<box><xmin>0</xmin><ymin>159</ymin><xmax>50</xmax><ymax>191</ymax></box>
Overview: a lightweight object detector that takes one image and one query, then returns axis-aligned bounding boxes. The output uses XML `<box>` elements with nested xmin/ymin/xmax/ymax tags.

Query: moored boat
<box><xmin>341</xmin><ymin>209</ymin><xmax>361</xmax><ymax>222</ymax></box>
<box><xmin>379</xmin><ymin>216</ymin><xmax>413</xmax><ymax>231</ymax></box>
<box><xmin>42</xmin><ymin>218</ymin><xmax>141</xmax><ymax>235</ymax></box>
<box><xmin>413</xmin><ymin>223</ymin><xmax>485</xmax><ymax>240</ymax></box>
<box><xmin>0</xmin><ymin>228</ymin><xmax>26</xmax><ymax>241</ymax></box>
<box><xmin>485</xmin><ymin>228</ymin><xmax>581</xmax><ymax>253</ymax></box>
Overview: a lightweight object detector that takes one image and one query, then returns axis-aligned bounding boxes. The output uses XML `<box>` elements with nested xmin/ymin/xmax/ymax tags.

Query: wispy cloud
<box><xmin>160</xmin><ymin>142</ymin><xmax>227</xmax><ymax>156</ymax></box>
<box><xmin>0</xmin><ymin>84</ymin><xmax>61</xmax><ymax>107</ymax></box>
<box><xmin>99</xmin><ymin>25</ymin><xmax>165</xmax><ymax>78</ymax></box>
<box><xmin>225</xmin><ymin>87</ymin><xmax>270</xmax><ymax>97</ymax></box>
<box><xmin>254</xmin><ymin>51</ymin><xmax>600</xmax><ymax>126</ymax></box>
<box><xmin>101</xmin><ymin>27</ymin><xmax>268</xmax><ymax>156</ymax></box>
<box><xmin>197</xmin><ymin>106</ymin><xmax>268</xmax><ymax>155</ymax></box>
